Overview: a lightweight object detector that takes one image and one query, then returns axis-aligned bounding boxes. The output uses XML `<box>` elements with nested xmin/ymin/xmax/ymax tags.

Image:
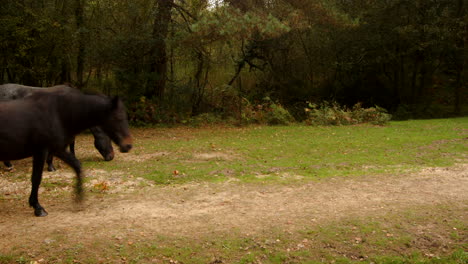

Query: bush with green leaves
<box><xmin>188</xmin><ymin>113</ymin><xmax>227</xmax><ymax>127</ymax></box>
<box><xmin>241</xmin><ymin>98</ymin><xmax>295</xmax><ymax>125</ymax></box>
<box><xmin>350</xmin><ymin>103</ymin><xmax>392</xmax><ymax>125</ymax></box>
<box><xmin>265</xmin><ymin>103</ymin><xmax>295</xmax><ymax>125</ymax></box>
<box><xmin>305</xmin><ymin>101</ymin><xmax>391</xmax><ymax>126</ymax></box>
<box><xmin>127</xmin><ymin>96</ymin><xmax>159</xmax><ymax>126</ymax></box>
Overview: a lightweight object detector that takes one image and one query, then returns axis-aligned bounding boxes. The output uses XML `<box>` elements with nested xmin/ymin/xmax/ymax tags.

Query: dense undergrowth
<box><xmin>128</xmin><ymin>97</ymin><xmax>393</xmax><ymax>127</ymax></box>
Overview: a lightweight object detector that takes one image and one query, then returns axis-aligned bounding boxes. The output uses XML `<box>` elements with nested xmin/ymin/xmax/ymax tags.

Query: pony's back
<box><xmin>0</xmin><ymin>84</ymin><xmax>77</xmax><ymax>101</ymax></box>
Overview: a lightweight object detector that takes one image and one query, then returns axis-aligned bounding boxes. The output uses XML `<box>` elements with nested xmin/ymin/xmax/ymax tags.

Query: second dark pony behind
<box><xmin>0</xmin><ymin>84</ymin><xmax>114</xmax><ymax>171</ymax></box>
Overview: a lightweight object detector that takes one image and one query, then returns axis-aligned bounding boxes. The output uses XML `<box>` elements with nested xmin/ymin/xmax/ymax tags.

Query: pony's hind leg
<box><xmin>3</xmin><ymin>161</ymin><xmax>13</xmax><ymax>171</ymax></box>
<box><xmin>55</xmin><ymin>151</ymin><xmax>83</xmax><ymax>202</ymax></box>
<box><xmin>46</xmin><ymin>151</ymin><xmax>56</xmax><ymax>172</ymax></box>
<box><xmin>45</xmin><ymin>142</ymin><xmax>76</xmax><ymax>172</ymax></box>
<box><xmin>29</xmin><ymin>150</ymin><xmax>48</xmax><ymax>217</ymax></box>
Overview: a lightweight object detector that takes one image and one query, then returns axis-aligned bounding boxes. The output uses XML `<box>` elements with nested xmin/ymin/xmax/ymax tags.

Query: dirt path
<box><xmin>0</xmin><ymin>164</ymin><xmax>467</xmax><ymax>252</ymax></box>
<box><xmin>0</xmin><ymin>164</ymin><xmax>468</xmax><ymax>252</ymax></box>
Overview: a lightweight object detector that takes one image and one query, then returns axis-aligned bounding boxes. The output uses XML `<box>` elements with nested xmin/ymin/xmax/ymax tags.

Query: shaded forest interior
<box><xmin>1</xmin><ymin>0</ymin><xmax>466</xmax><ymax>124</ymax></box>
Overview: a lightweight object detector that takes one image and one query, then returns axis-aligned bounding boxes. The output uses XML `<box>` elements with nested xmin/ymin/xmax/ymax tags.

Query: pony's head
<box><xmin>89</xmin><ymin>126</ymin><xmax>115</xmax><ymax>161</ymax></box>
<box><xmin>101</xmin><ymin>97</ymin><xmax>133</xmax><ymax>153</ymax></box>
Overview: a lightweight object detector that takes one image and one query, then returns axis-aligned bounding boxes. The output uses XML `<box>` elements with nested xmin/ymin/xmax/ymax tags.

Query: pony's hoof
<box><xmin>47</xmin><ymin>166</ymin><xmax>56</xmax><ymax>172</ymax></box>
<box><xmin>34</xmin><ymin>208</ymin><xmax>48</xmax><ymax>217</ymax></box>
<box><xmin>74</xmin><ymin>193</ymin><xmax>85</xmax><ymax>203</ymax></box>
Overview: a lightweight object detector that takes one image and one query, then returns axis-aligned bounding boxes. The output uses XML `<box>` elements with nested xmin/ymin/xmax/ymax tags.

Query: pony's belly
<box><xmin>0</xmin><ymin>148</ymin><xmax>33</xmax><ymax>161</ymax></box>
<box><xmin>0</xmin><ymin>154</ymin><xmax>33</xmax><ymax>161</ymax></box>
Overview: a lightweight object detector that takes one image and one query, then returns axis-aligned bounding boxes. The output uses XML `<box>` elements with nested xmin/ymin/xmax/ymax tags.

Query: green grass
<box><xmin>2</xmin><ymin>118</ymin><xmax>466</xmax><ymax>264</ymax></box>
<box><xmin>87</xmin><ymin>117</ymin><xmax>468</xmax><ymax>185</ymax></box>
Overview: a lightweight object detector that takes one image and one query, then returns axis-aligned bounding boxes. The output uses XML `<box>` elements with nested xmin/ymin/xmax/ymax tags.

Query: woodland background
<box><xmin>0</xmin><ymin>0</ymin><xmax>466</xmax><ymax>125</ymax></box>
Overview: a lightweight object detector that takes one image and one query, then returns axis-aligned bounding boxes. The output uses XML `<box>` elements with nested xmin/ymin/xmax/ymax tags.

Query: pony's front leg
<box><xmin>55</xmin><ymin>151</ymin><xmax>83</xmax><ymax>202</ymax></box>
<box><xmin>29</xmin><ymin>150</ymin><xmax>48</xmax><ymax>217</ymax></box>
<box><xmin>69</xmin><ymin>138</ymin><xmax>76</xmax><ymax>156</ymax></box>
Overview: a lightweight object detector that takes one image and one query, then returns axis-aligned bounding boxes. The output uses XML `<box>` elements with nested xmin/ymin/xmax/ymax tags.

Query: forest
<box><xmin>1</xmin><ymin>0</ymin><xmax>466</xmax><ymax>125</ymax></box>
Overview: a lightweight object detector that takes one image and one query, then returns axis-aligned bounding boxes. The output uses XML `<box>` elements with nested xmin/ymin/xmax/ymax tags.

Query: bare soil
<box><xmin>0</xmin><ymin>158</ymin><xmax>466</xmax><ymax>258</ymax></box>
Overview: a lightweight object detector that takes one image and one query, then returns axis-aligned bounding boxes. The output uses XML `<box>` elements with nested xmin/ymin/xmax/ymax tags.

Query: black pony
<box><xmin>0</xmin><ymin>84</ymin><xmax>114</xmax><ymax>171</ymax></box>
<box><xmin>0</xmin><ymin>89</ymin><xmax>132</xmax><ymax>216</ymax></box>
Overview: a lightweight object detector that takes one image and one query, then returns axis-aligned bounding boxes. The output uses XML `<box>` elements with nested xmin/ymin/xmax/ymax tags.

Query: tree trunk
<box><xmin>191</xmin><ymin>51</ymin><xmax>206</xmax><ymax>116</ymax></box>
<box><xmin>147</xmin><ymin>0</ymin><xmax>174</xmax><ymax>100</ymax></box>
<box><xmin>75</xmin><ymin>0</ymin><xmax>85</xmax><ymax>89</ymax></box>
<box><xmin>453</xmin><ymin>0</ymin><xmax>465</xmax><ymax>114</ymax></box>
<box><xmin>60</xmin><ymin>60</ymin><xmax>71</xmax><ymax>84</ymax></box>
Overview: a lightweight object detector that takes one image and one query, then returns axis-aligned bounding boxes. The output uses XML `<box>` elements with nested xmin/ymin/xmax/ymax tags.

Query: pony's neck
<box><xmin>58</xmin><ymin>93</ymin><xmax>111</xmax><ymax>134</ymax></box>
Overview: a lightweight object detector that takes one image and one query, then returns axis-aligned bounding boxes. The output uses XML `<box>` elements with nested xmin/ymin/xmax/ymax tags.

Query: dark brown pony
<box><xmin>0</xmin><ymin>84</ymin><xmax>114</xmax><ymax>171</ymax></box>
<box><xmin>3</xmin><ymin>126</ymin><xmax>113</xmax><ymax>172</ymax></box>
<box><xmin>0</xmin><ymin>89</ymin><xmax>132</xmax><ymax>216</ymax></box>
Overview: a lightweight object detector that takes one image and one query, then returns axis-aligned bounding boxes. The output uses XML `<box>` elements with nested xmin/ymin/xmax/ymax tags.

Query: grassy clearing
<box><xmin>87</xmin><ymin>117</ymin><xmax>467</xmax><ymax>184</ymax></box>
<box><xmin>1</xmin><ymin>118</ymin><xmax>466</xmax><ymax>264</ymax></box>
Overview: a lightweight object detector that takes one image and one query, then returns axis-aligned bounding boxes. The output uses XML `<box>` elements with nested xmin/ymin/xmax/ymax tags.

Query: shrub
<box><xmin>265</xmin><ymin>103</ymin><xmax>295</xmax><ymax>125</ymax></box>
<box><xmin>351</xmin><ymin>103</ymin><xmax>392</xmax><ymax>125</ymax></box>
<box><xmin>240</xmin><ymin>99</ymin><xmax>264</xmax><ymax>124</ymax></box>
<box><xmin>241</xmin><ymin>98</ymin><xmax>295</xmax><ymax>125</ymax></box>
<box><xmin>128</xmin><ymin>96</ymin><xmax>159</xmax><ymax>126</ymax></box>
<box><xmin>188</xmin><ymin>113</ymin><xmax>225</xmax><ymax>126</ymax></box>
<box><xmin>305</xmin><ymin>101</ymin><xmax>391</xmax><ymax>126</ymax></box>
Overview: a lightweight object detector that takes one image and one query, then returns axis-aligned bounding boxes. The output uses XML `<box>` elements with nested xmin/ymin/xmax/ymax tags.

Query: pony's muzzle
<box><xmin>120</xmin><ymin>144</ymin><xmax>132</xmax><ymax>153</ymax></box>
<box><xmin>119</xmin><ymin>137</ymin><xmax>133</xmax><ymax>153</ymax></box>
<box><xmin>104</xmin><ymin>150</ymin><xmax>115</xmax><ymax>161</ymax></box>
